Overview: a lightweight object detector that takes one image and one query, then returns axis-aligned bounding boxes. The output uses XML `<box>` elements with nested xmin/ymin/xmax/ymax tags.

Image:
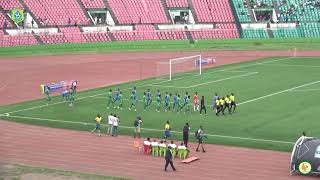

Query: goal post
<box><xmin>156</xmin><ymin>55</ymin><xmax>202</xmax><ymax>81</ymax></box>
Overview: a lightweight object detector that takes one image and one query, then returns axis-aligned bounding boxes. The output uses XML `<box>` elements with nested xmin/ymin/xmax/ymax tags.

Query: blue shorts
<box><xmin>165</xmin><ymin>130</ymin><xmax>171</xmax><ymax>137</ymax></box>
<box><xmin>96</xmin><ymin>124</ymin><xmax>101</xmax><ymax>129</ymax></box>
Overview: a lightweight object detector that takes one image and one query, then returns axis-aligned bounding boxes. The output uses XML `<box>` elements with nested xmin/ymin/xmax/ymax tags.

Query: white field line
<box><xmin>186</xmin><ymin>72</ymin><xmax>258</xmax><ymax>88</ymax></box>
<box><xmin>258</xmin><ymin>64</ymin><xmax>320</xmax><ymax>68</ymax></box>
<box><xmin>0</xmin><ymin>115</ymin><xmax>294</xmax><ymax>145</ymax></box>
<box><xmin>2</xmin><ymin>57</ymin><xmax>291</xmax><ymax>115</ymax></box>
<box><xmin>153</xmin><ymin>72</ymin><xmax>258</xmax><ymax>89</ymax></box>
<box><xmin>155</xmin><ymin>57</ymin><xmax>291</xmax><ymax>85</ymax></box>
<box><xmin>289</xmin><ymin>88</ymin><xmax>320</xmax><ymax>92</ymax></box>
<box><xmin>238</xmin><ymin>80</ymin><xmax>320</xmax><ymax>106</ymax></box>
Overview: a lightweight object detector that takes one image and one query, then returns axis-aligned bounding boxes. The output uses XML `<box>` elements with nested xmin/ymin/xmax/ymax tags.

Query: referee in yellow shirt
<box><xmin>219</xmin><ymin>97</ymin><xmax>225</xmax><ymax>115</ymax></box>
<box><xmin>91</xmin><ymin>114</ymin><xmax>102</xmax><ymax>136</ymax></box>
<box><xmin>230</xmin><ymin>93</ymin><xmax>236</xmax><ymax>113</ymax></box>
<box><xmin>225</xmin><ymin>95</ymin><xmax>231</xmax><ymax>114</ymax></box>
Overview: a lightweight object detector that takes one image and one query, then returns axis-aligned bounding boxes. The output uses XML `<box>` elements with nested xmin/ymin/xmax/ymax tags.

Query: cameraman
<box><xmin>196</xmin><ymin>126</ymin><xmax>206</xmax><ymax>152</ymax></box>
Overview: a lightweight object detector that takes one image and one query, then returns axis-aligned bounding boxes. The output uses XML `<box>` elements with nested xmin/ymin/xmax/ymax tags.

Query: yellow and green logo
<box><xmin>11</xmin><ymin>8</ymin><xmax>24</xmax><ymax>23</ymax></box>
<box><xmin>298</xmin><ymin>161</ymin><xmax>312</xmax><ymax>176</ymax></box>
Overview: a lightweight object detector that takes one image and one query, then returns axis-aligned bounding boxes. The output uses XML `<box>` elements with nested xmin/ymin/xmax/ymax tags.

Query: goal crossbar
<box><xmin>169</xmin><ymin>55</ymin><xmax>202</xmax><ymax>81</ymax></box>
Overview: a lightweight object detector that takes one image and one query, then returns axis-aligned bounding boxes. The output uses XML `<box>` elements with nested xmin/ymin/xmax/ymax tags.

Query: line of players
<box><xmin>106</xmin><ymin>87</ymin><xmax>237</xmax><ymax>116</ymax></box>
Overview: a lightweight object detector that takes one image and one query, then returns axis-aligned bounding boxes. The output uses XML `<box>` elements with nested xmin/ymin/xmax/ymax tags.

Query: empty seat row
<box><xmin>0</xmin><ymin>0</ymin><xmax>24</xmax><ymax>10</ymax></box>
<box><xmin>190</xmin><ymin>29</ymin><xmax>239</xmax><ymax>39</ymax></box>
<box><xmin>0</xmin><ymin>33</ymin><xmax>38</xmax><ymax>47</ymax></box>
<box><xmin>192</xmin><ymin>0</ymin><xmax>235</xmax><ymax>22</ymax></box>
<box><xmin>80</xmin><ymin>0</ymin><xmax>105</xmax><ymax>9</ymax></box>
<box><xmin>108</xmin><ymin>0</ymin><xmax>170</xmax><ymax>24</ymax></box>
<box><xmin>165</xmin><ymin>0</ymin><xmax>189</xmax><ymax>8</ymax></box>
<box><xmin>23</xmin><ymin>0</ymin><xmax>90</xmax><ymax>26</ymax></box>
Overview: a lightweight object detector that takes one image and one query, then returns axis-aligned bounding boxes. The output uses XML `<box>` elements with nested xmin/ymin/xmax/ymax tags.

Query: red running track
<box><xmin>0</xmin><ymin>120</ymin><xmax>316</xmax><ymax>180</ymax></box>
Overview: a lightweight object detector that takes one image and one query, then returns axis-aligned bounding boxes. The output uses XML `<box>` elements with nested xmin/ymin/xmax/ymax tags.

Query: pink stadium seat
<box><xmin>0</xmin><ymin>12</ymin><xmax>13</xmax><ymax>28</ymax></box>
<box><xmin>108</xmin><ymin>0</ymin><xmax>170</xmax><ymax>24</ymax></box>
<box><xmin>192</xmin><ymin>0</ymin><xmax>235</xmax><ymax>22</ymax></box>
<box><xmin>190</xmin><ymin>27</ymin><xmax>239</xmax><ymax>40</ymax></box>
<box><xmin>0</xmin><ymin>33</ymin><xmax>38</xmax><ymax>47</ymax></box>
<box><xmin>82</xmin><ymin>32</ymin><xmax>111</xmax><ymax>42</ymax></box>
<box><xmin>0</xmin><ymin>0</ymin><xmax>24</xmax><ymax>10</ymax></box>
<box><xmin>80</xmin><ymin>0</ymin><xmax>105</xmax><ymax>9</ymax></box>
<box><xmin>23</xmin><ymin>0</ymin><xmax>90</xmax><ymax>26</ymax></box>
<box><xmin>166</xmin><ymin>0</ymin><xmax>188</xmax><ymax>8</ymax></box>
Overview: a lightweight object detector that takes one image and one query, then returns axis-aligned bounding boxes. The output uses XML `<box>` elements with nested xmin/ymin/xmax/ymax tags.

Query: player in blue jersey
<box><xmin>180</xmin><ymin>92</ymin><xmax>189</xmax><ymax>110</ymax></box>
<box><xmin>173</xmin><ymin>93</ymin><xmax>178</xmax><ymax>109</ymax></box>
<box><xmin>113</xmin><ymin>88</ymin><xmax>120</xmax><ymax>108</ymax></box>
<box><xmin>164</xmin><ymin>92</ymin><xmax>171</xmax><ymax>112</ymax></box>
<box><xmin>212</xmin><ymin>93</ymin><xmax>219</xmax><ymax>111</ymax></box>
<box><xmin>147</xmin><ymin>89</ymin><xmax>152</xmax><ymax>106</ymax></box>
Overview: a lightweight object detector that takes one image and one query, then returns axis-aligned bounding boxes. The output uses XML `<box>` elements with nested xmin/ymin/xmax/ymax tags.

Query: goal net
<box><xmin>156</xmin><ymin>55</ymin><xmax>203</xmax><ymax>81</ymax></box>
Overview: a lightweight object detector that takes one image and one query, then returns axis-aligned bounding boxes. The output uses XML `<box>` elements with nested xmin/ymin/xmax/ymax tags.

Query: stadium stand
<box><xmin>277</xmin><ymin>0</ymin><xmax>320</xmax><ymax>22</ymax></box>
<box><xmin>23</xmin><ymin>0</ymin><xmax>90</xmax><ymax>26</ymax></box>
<box><xmin>242</xmin><ymin>28</ymin><xmax>269</xmax><ymax>38</ymax></box>
<box><xmin>165</xmin><ymin>0</ymin><xmax>189</xmax><ymax>8</ymax></box>
<box><xmin>80</xmin><ymin>0</ymin><xmax>105</xmax><ymax>9</ymax></box>
<box><xmin>0</xmin><ymin>31</ymin><xmax>38</xmax><ymax>47</ymax></box>
<box><xmin>191</xmin><ymin>0</ymin><xmax>235</xmax><ymax>22</ymax></box>
<box><xmin>0</xmin><ymin>12</ymin><xmax>13</xmax><ymax>28</ymax></box>
<box><xmin>107</xmin><ymin>0</ymin><xmax>170</xmax><ymax>24</ymax></box>
<box><xmin>190</xmin><ymin>28</ymin><xmax>239</xmax><ymax>40</ymax></box>
<box><xmin>1</xmin><ymin>0</ymin><xmax>320</xmax><ymax>47</ymax></box>
<box><xmin>157</xmin><ymin>30</ymin><xmax>187</xmax><ymax>40</ymax></box>
<box><xmin>39</xmin><ymin>33</ymin><xmax>67</xmax><ymax>44</ymax></box>
<box><xmin>82</xmin><ymin>32</ymin><xmax>111</xmax><ymax>42</ymax></box>
<box><xmin>59</xmin><ymin>27</ymin><xmax>83</xmax><ymax>43</ymax></box>
<box><xmin>112</xmin><ymin>29</ymin><xmax>187</xmax><ymax>41</ymax></box>
<box><xmin>273</xmin><ymin>23</ymin><xmax>320</xmax><ymax>38</ymax></box>
<box><xmin>0</xmin><ymin>0</ymin><xmax>24</xmax><ymax>10</ymax></box>
<box><xmin>232</xmin><ymin>0</ymin><xmax>251</xmax><ymax>22</ymax></box>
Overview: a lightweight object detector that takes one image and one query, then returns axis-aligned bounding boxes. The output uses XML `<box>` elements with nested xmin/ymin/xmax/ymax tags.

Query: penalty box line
<box><xmin>152</xmin><ymin>71</ymin><xmax>258</xmax><ymax>89</ymax></box>
<box><xmin>0</xmin><ymin>115</ymin><xmax>294</xmax><ymax>145</ymax></box>
<box><xmin>2</xmin><ymin>57</ymin><xmax>292</xmax><ymax>115</ymax></box>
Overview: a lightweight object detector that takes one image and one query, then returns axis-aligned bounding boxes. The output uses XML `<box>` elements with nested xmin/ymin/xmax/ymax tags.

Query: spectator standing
<box><xmin>182</xmin><ymin>123</ymin><xmax>190</xmax><ymax>147</ymax></box>
<box><xmin>196</xmin><ymin>126</ymin><xmax>206</xmax><ymax>152</ymax></box>
<box><xmin>134</xmin><ymin>116</ymin><xmax>143</xmax><ymax>138</ymax></box>
<box><xmin>107</xmin><ymin>113</ymin><xmax>114</xmax><ymax>135</ymax></box>
<box><xmin>112</xmin><ymin>114</ymin><xmax>119</xmax><ymax>136</ymax></box>
<box><xmin>164</xmin><ymin>146</ymin><xmax>176</xmax><ymax>171</ymax></box>
<box><xmin>164</xmin><ymin>121</ymin><xmax>171</xmax><ymax>141</ymax></box>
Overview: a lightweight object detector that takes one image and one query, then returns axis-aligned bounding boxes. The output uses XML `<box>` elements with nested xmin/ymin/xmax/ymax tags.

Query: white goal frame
<box><xmin>169</xmin><ymin>55</ymin><xmax>202</xmax><ymax>81</ymax></box>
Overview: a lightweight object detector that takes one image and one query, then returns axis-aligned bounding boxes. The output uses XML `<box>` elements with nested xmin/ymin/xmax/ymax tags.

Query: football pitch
<box><xmin>1</xmin><ymin>56</ymin><xmax>319</xmax><ymax>152</ymax></box>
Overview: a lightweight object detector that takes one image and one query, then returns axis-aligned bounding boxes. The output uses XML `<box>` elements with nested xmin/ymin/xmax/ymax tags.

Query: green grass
<box><xmin>1</xmin><ymin>56</ymin><xmax>319</xmax><ymax>152</ymax></box>
<box><xmin>0</xmin><ymin>163</ymin><xmax>130</xmax><ymax>180</ymax></box>
<box><xmin>1</xmin><ymin>38</ymin><xmax>320</xmax><ymax>57</ymax></box>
